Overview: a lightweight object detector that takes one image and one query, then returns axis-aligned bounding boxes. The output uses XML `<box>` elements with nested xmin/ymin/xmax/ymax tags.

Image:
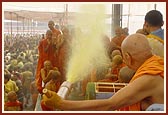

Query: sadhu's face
<box><xmin>115</xmin><ymin>28</ymin><xmax>122</xmax><ymax>36</ymax></box>
<box><xmin>48</xmin><ymin>22</ymin><xmax>54</xmax><ymax>30</ymax></box>
<box><xmin>44</xmin><ymin>61</ymin><xmax>52</xmax><ymax>70</ymax></box>
<box><xmin>46</xmin><ymin>31</ymin><xmax>52</xmax><ymax>40</ymax></box>
<box><xmin>121</xmin><ymin>49</ymin><xmax>131</xmax><ymax>68</ymax></box>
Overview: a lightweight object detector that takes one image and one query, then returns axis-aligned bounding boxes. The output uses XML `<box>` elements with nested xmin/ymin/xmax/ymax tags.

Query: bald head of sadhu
<box><xmin>115</xmin><ymin>27</ymin><xmax>123</xmax><ymax>37</ymax></box>
<box><xmin>111</xmin><ymin>54</ymin><xmax>123</xmax><ymax>68</ymax></box>
<box><xmin>44</xmin><ymin>60</ymin><xmax>53</xmax><ymax>71</ymax></box>
<box><xmin>121</xmin><ymin>33</ymin><xmax>152</xmax><ymax>70</ymax></box>
<box><xmin>46</xmin><ymin>30</ymin><xmax>52</xmax><ymax>40</ymax></box>
<box><xmin>111</xmin><ymin>49</ymin><xmax>121</xmax><ymax>59</ymax></box>
<box><xmin>50</xmin><ymin>70</ymin><xmax>61</xmax><ymax>80</ymax></box>
<box><xmin>118</xmin><ymin>66</ymin><xmax>135</xmax><ymax>83</ymax></box>
<box><xmin>48</xmin><ymin>20</ymin><xmax>55</xmax><ymax>30</ymax></box>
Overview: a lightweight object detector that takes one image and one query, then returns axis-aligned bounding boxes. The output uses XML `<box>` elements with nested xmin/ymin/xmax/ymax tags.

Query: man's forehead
<box><xmin>46</xmin><ymin>30</ymin><xmax>52</xmax><ymax>34</ymax></box>
<box><xmin>48</xmin><ymin>21</ymin><xmax>54</xmax><ymax>25</ymax></box>
<box><xmin>45</xmin><ymin>62</ymin><xmax>51</xmax><ymax>65</ymax></box>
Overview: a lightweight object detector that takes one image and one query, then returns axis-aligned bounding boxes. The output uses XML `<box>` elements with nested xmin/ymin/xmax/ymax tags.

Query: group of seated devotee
<box><xmin>4</xmin><ymin>34</ymin><xmax>41</xmax><ymax>111</ymax></box>
<box><xmin>4</xmin><ymin>23</ymin><xmax>73</xmax><ymax>111</ymax></box>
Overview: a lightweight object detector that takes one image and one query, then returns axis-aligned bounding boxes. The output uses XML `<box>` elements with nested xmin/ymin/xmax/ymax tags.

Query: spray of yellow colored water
<box><xmin>66</xmin><ymin>4</ymin><xmax>110</xmax><ymax>83</ymax></box>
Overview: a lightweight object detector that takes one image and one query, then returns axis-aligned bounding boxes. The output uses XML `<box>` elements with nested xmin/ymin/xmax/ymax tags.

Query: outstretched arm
<box><xmin>42</xmin><ymin>75</ymin><xmax>160</xmax><ymax>111</ymax></box>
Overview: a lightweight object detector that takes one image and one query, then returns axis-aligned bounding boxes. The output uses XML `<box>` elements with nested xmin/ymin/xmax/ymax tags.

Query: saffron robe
<box><xmin>127</xmin><ymin>55</ymin><xmax>164</xmax><ymax>111</ymax></box>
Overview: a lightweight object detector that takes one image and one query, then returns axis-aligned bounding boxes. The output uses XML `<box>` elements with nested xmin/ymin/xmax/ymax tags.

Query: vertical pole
<box><xmin>17</xmin><ymin>14</ymin><xmax>18</xmax><ymax>34</ymax></box>
<box><xmin>23</xmin><ymin>17</ymin><xmax>24</xmax><ymax>35</ymax></box>
<box><xmin>28</xmin><ymin>18</ymin><xmax>29</xmax><ymax>34</ymax></box>
<box><xmin>111</xmin><ymin>4</ymin><xmax>121</xmax><ymax>37</ymax></box>
<box><xmin>65</xmin><ymin>4</ymin><xmax>68</xmax><ymax>26</ymax></box>
<box><xmin>10</xmin><ymin>12</ymin><xmax>12</xmax><ymax>38</ymax></box>
<box><xmin>154</xmin><ymin>4</ymin><xmax>157</xmax><ymax>10</ymax></box>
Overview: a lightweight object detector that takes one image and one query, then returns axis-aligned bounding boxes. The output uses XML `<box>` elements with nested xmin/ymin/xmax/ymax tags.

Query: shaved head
<box><xmin>46</xmin><ymin>30</ymin><xmax>52</xmax><ymax>35</ymax></box>
<box><xmin>44</xmin><ymin>60</ymin><xmax>52</xmax><ymax>66</ymax></box>
<box><xmin>119</xmin><ymin>66</ymin><xmax>135</xmax><ymax>83</ymax></box>
<box><xmin>121</xmin><ymin>33</ymin><xmax>151</xmax><ymax>54</ymax></box>
<box><xmin>115</xmin><ymin>27</ymin><xmax>123</xmax><ymax>36</ymax></box>
<box><xmin>46</xmin><ymin>30</ymin><xmax>52</xmax><ymax>40</ymax></box>
<box><xmin>111</xmin><ymin>50</ymin><xmax>121</xmax><ymax>58</ymax></box>
<box><xmin>51</xmin><ymin>70</ymin><xmax>61</xmax><ymax>80</ymax></box>
<box><xmin>48</xmin><ymin>20</ymin><xmax>55</xmax><ymax>25</ymax></box>
<box><xmin>121</xmin><ymin>33</ymin><xmax>152</xmax><ymax>70</ymax></box>
<box><xmin>48</xmin><ymin>20</ymin><xmax>55</xmax><ymax>30</ymax></box>
<box><xmin>112</xmin><ymin>55</ymin><xmax>123</xmax><ymax>65</ymax></box>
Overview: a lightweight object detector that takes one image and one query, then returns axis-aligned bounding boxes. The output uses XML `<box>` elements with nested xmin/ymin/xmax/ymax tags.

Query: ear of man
<box><xmin>124</xmin><ymin>52</ymin><xmax>133</xmax><ymax>66</ymax></box>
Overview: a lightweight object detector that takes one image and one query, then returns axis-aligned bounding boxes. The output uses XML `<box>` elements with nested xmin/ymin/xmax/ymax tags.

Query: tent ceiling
<box><xmin>4</xmin><ymin>10</ymin><xmax>70</xmax><ymax>22</ymax></box>
<box><xmin>4</xmin><ymin>10</ymin><xmax>111</xmax><ymax>23</ymax></box>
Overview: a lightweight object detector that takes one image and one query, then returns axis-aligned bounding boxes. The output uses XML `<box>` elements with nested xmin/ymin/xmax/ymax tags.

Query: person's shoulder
<box><xmin>53</xmin><ymin>28</ymin><xmax>61</xmax><ymax>34</ymax></box>
<box><xmin>121</xmin><ymin>34</ymin><xmax>127</xmax><ymax>38</ymax></box>
<box><xmin>4</xmin><ymin>101</ymin><xmax>11</xmax><ymax>106</ymax></box>
<box><xmin>131</xmin><ymin>74</ymin><xmax>163</xmax><ymax>88</ymax></box>
<box><xmin>111</xmin><ymin>36</ymin><xmax>117</xmax><ymax>39</ymax></box>
<box><xmin>39</xmin><ymin>38</ymin><xmax>47</xmax><ymax>43</ymax></box>
<box><xmin>41</xmin><ymin>68</ymin><xmax>45</xmax><ymax>72</ymax></box>
<box><xmin>16</xmin><ymin>100</ymin><xmax>22</xmax><ymax>105</ymax></box>
<box><xmin>111</xmin><ymin>37</ymin><xmax>117</xmax><ymax>43</ymax></box>
<box><xmin>9</xmin><ymin>79</ymin><xmax>16</xmax><ymax>84</ymax></box>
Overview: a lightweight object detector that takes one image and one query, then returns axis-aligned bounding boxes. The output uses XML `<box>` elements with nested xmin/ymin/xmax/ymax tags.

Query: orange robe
<box><xmin>52</xmin><ymin>28</ymin><xmax>61</xmax><ymax>39</ymax></box>
<box><xmin>36</xmin><ymin>29</ymin><xmax>61</xmax><ymax>93</ymax></box>
<box><xmin>36</xmin><ymin>29</ymin><xmax>64</xmax><ymax>93</ymax></box>
<box><xmin>35</xmin><ymin>38</ymin><xmax>56</xmax><ymax>93</ymax></box>
<box><xmin>41</xmin><ymin>101</ymin><xmax>54</xmax><ymax>111</ymax></box>
<box><xmin>56</xmin><ymin>40</ymin><xmax>69</xmax><ymax>82</ymax></box>
<box><xmin>5</xmin><ymin>101</ymin><xmax>23</xmax><ymax>111</ymax></box>
<box><xmin>110</xmin><ymin>35</ymin><xmax>126</xmax><ymax>54</ymax></box>
<box><xmin>121</xmin><ymin>55</ymin><xmax>164</xmax><ymax>111</ymax></box>
<box><xmin>49</xmin><ymin>28</ymin><xmax>61</xmax><ymax>67</ymax></box>
<box><xmin>52</xmin><ymin>29</ymin><xmax>69</xmax><ymax>83</ymax></box>
<box><xmin>111</xmin><ymin>35</ymin><xmax>126</xmax><ymax>47</ymax></box>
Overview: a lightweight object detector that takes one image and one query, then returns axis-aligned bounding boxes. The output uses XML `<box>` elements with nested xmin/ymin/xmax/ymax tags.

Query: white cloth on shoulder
<box><xmin>146</xmin><ymin>104</ymin><xmax>164</xmax><ymax>111</ymax></box>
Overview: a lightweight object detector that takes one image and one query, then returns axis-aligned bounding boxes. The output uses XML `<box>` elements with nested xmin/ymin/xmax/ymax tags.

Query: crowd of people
<box><xmin>4</xmin><ymin>10</ymin><xmax>164</xmax><ymax>111</ymax></box>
